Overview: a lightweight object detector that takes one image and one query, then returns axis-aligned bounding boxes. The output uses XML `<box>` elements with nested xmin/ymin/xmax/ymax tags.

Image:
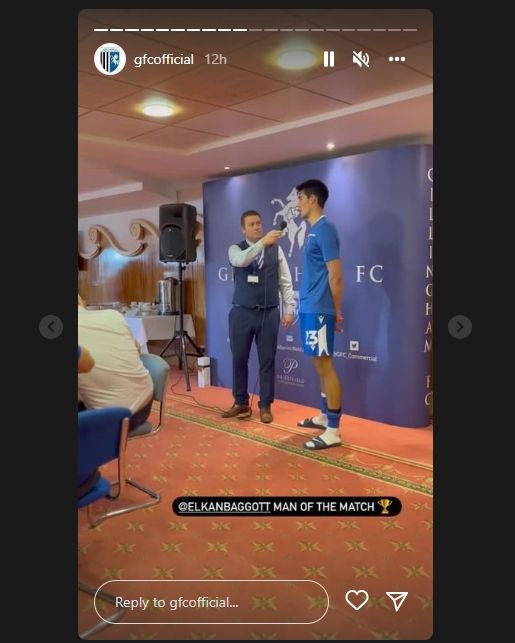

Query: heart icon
<box><xmin>345</xmin><ymin>589</ymin><xmax>369</xmax><ymax>610</ymax></box>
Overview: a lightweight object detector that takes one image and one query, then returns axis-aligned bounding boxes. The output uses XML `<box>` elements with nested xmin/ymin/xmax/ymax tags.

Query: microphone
<box><xmin>278</xmin><ymin>221</ymin><xmax>287</xmax><ymax>236</ymax></box>
<box><xmin>264</xmin><ymin>221</ymin><xmax>287</xmax><ymax>245</ymax></box>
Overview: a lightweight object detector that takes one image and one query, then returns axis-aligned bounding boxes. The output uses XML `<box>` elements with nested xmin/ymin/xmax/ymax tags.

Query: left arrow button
<box><xmin>39</xmin><ymin>315</ymin><xmax>63</xmax><ymax>339</ymax></box>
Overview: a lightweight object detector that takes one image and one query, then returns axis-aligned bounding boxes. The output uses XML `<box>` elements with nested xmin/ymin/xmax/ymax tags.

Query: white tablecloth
<box><xmin>124</xmin><ymin>314</ymin><xmax>195</xmax><ymax>353</ymax></box>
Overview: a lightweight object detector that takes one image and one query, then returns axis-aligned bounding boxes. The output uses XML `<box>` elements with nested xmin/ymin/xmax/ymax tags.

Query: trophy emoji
<box><xmin>378</xmin><ymin>499</ymin><xmax>393</xmax><ymax>515</ymax></box>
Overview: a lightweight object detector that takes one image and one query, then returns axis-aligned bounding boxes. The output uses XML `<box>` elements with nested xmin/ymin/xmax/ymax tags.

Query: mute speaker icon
<box><xmin>352</xmin><ymin>50</ymin><xmax>370</xmax><ymax>68</ymax></box>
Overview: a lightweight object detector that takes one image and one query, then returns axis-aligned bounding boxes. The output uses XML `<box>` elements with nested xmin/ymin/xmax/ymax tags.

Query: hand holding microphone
<box><xmin>261</xmin><ymin>222</ymin><xmax>286</xmax><ymax>246</ymax></box>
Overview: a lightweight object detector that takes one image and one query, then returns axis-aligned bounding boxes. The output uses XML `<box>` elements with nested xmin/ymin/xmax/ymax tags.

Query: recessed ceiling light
<box><xmin>224</xmin><ymin>166</ymin><xmax>231</xmax><ymax>170</ymax></box>
<box><xmin>326</xmin><ymin>142</ymin><xmax>335</xmax><ymax>151</ymax></box>
<box><xmin>142</xmin><ymin>104</ymin><xmax>174</xmax><ymax>117</ymax></box>
<box><xmin>276</xmin><ymin>49</ymin><xmax>317</xmax><ymax>70</ymax></box>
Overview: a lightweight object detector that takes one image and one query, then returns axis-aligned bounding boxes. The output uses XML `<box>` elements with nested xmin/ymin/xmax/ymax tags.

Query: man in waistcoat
<box><xmin>221</xmin><ymin>210</ymin><xmax>295</xmax><ymax>423</ymax></box>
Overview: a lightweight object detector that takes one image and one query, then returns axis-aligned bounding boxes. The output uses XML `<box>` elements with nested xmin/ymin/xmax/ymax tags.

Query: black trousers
<box><xmin>228</xmin><ymin>305</ymin><xmax>280</xmax><ymax>408</ymax></box>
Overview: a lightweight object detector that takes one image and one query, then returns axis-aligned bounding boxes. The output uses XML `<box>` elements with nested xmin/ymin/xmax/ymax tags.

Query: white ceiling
<box><xmin>78</xmin><ymin>9</ymin><xmax>433</xmax><ymax>217</ymax></box>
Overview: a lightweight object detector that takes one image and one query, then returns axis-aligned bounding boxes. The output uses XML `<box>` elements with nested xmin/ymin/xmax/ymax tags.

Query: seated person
<box><xmin>78</xmin><ymin>345</ymin><xmax>95</xmax><ymax>373</ymax></box>
<box><xmin>78</xmin><ymin>296</ymin><xmax>154</xmax><ymax>431</ymax></box>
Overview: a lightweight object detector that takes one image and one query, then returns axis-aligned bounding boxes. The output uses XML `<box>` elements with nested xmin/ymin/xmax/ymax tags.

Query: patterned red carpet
<box><xmin>78</xmin><ymin>373</ymin><xmax>433</xmax><ymax>640</ymax></box>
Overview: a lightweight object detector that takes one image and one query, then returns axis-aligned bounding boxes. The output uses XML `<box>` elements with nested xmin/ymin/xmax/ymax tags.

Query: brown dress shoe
<box><xmin>221</xmin><ymin>403</ymin><xmax>250</xmax><ymax>418</ymax></box>
<box><xmin>259</xmin><ymin>406</ymin><xmax>273</xmax><ymax>423</ymax></box>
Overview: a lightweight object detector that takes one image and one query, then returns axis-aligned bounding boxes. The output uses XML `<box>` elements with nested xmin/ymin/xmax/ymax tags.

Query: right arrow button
<box><xmin>448</xmin><ymin>315</ymin><xmax>472</xmax><ymax>339</ymax></box>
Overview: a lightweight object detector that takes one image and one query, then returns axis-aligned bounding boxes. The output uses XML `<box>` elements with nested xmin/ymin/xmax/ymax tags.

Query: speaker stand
<box><xmin>159</xmin><ymin>262</ymin><xmax>203</xmax><ymax>391</ymax></box>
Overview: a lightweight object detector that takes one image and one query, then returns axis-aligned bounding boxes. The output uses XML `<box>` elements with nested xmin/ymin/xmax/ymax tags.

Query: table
<box><xmin>124</xmin><ymin>314</ymin><xmax>195</xmax><ymax>353</ymax></box>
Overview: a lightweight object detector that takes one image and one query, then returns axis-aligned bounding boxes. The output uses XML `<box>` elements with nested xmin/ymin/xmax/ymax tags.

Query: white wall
<box><xmin>178</xmin><ymin>185</ymin><xmax>203</xmax><ymax>212</ymax></box>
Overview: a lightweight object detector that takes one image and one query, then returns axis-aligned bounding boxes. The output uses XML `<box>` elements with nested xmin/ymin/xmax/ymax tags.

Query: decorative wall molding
<box><xmin>78</xmin><ymin>219</ymin><xmax>159</xmax><ymax>259</ymax></box>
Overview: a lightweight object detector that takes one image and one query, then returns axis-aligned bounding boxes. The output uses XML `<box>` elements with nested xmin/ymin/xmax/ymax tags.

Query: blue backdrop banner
<box><xmin>203</xmin><ymin>144</ymin><xmax>433</xmax><ymax>428</ymax></box>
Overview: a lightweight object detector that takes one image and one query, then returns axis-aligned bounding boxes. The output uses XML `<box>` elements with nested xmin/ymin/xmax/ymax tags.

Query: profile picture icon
<box><xmin>94</xmin><ymin>43</ymin><xmax>126</xmax><ymax>75</ymax></box>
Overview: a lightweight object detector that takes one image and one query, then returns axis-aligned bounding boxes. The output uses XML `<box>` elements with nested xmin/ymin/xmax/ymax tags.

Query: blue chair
<box><xmin>78</xmin><ymin>406</ymin><xmax>131</xmax><ymax>525</ymax></box>
<box><xmin>128</xmin><ymin>352</ymin><xmax>170</xmax><ymax>439</ymax></box>
<box><xmin>78</xmin><ymin>407</ymin><xmax>131</xmax><ymax>638</ymax></box>
<box><xmin>78</xmin><ymin>404</ymin><xmax>161</xmax><ymax>527</ymax></box>
<box><xmin>115</xmin><ymin>353</ymin><xmax>169</xmax><ymax>509</ymax></box>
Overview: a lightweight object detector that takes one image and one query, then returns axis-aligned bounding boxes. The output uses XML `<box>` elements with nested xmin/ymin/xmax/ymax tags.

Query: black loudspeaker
<box><xmin>159</xmin><ymin>203</ymin><xmax>197</xmax><ymax>262</ymax></box>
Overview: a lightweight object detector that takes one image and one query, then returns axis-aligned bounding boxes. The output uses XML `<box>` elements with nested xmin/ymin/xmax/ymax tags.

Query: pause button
<box><xmin>323</xmin><ymin>51</ymin><xmax>335</xmax><ymax>67</ymax></box>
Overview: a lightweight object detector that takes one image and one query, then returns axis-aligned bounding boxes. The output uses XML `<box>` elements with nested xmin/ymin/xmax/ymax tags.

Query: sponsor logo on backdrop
<box><xmin>277</xmin><ymin>373</ymin><xmax>305</xmax><ymax>387</ymax></box>
<box><xmin>349</xmin><ymin>340</ymin><xmax>359</xmax><ymax>351</ymax></box>
<box><xmin>94</xmin><ymin>43</ymin><xmax>126</xmax><ymax>75</ymax></box>
<box><xmin>278</xmin><ymin>344</ymin><xmax>302</xmax><ymax>352</ymax></box>
<box><xmin>282</xmin><ymin>358</ymin><xmax>299</xmax><ymax>374</ymax></box>
<box><xmin>271</xmin><ymin>187</ymin><xmax>307</xmax><ymax>258</ymax></box>
<box><xmin>277</xmin><ymin>356</ymin><xmax>304</xmax><ymax>387</ymax></box>
<box><xmin>278</xmin><ymin>339</ymin><xmax>303</xmax><ymax>387</ymax></box>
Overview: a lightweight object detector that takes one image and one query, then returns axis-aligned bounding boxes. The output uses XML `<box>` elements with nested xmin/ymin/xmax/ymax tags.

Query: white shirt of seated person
<box><xmin>78</xmin><ymin>307</ymin><xmax>153</xmax><ymax>413</ymax></box>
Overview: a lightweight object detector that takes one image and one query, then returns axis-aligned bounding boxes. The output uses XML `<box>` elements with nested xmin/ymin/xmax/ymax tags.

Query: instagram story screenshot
<box><xmin>77</xmin><ymin>8</ymin><xmax>433</xmax><ymax>641</ymax></box>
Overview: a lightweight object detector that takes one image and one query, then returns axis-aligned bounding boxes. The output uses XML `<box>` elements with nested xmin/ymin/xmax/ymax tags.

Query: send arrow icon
<box><xmin>386</xmin><ymin>592</ymin><xmax>408</xmax><ymax>611</ymax></box>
